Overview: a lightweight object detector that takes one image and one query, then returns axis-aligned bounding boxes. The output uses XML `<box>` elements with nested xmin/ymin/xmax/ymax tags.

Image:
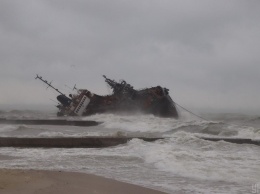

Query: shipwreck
<box><xmin>36</xmin><ymin>75</ymin><xmax>179</xmax><ymax>118</ymax></box>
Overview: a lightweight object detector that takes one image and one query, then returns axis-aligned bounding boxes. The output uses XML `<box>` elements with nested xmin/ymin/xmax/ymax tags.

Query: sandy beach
<box><xmin>0</xmin><ymin>169</ymin><xmax>168</xmax><ymax>194</ymax></box>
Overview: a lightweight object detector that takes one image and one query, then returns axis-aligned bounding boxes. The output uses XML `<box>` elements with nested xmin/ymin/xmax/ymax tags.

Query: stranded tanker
<box><xmin>36</xmin><ymin>75</ymin><xmax>179</xmax><ymax>118</ymax></box>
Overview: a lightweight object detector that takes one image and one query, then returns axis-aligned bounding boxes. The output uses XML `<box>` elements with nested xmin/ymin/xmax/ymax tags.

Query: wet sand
<box><xmin>0</xmin><ymin>169</ymin><xmax>168</xmax><ymax>194</ymax></box>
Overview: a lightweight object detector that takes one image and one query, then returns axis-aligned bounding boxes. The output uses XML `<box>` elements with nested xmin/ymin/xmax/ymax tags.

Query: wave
<box><xmin>0</xmin><ymin>125</ymin><xmax>17</xmax><ymax>133</ymax></box>
<box><xmin>123</xmin><ymin>133</ymin><xmax>260</xmax><ymax>183</ymax></box>
<box><xmin>248</xmin><ymin>117</ymin><xmax>260</xmax><ymax>121</ymax></box>
<box><xmin>0</xmin><ymin>124</ymin><xmax>49</xmax><ymax>138</ymax></box>
<box><xmin>16</xmin><ymin>125</ymin><xmax>34</xmax><ymax>131</ymax></box>
<box><xmin>0</xmin><ymin>112</ymin><xmax>259</xmax><ymax>139</ymax></box>
<box><xmin>84</xmin><ymin>113</ymin><xmax>260</xmax><ymax>139</ymax></box>
<box><xmin>38</xmin><ymin>132</ymin><xmax>67</xmax><ymax>137</ymax></box>
<box><xmin>0</xmin><ymin>110</ymin><xmax>56</xmax><ymax>119</ymax></box>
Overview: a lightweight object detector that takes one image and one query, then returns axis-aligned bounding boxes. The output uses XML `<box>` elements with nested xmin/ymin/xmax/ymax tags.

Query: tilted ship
<box><xmin>36</xmin><ymin>75</ymin><xmax>179</xmax><ymax>118</ymax></box>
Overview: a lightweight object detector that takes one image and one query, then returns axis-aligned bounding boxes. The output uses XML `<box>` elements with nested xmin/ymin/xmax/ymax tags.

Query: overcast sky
<box><xmin>0</xmin><ymin>0</ymin><xmax>259</xmax><ymax>113</ymax></box>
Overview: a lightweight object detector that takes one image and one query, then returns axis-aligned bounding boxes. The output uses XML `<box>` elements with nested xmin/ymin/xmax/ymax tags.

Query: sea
<box><xmin>0</xmin><ymin>109</ymin><xmax>259</xmax><ymax>194</ymax></box>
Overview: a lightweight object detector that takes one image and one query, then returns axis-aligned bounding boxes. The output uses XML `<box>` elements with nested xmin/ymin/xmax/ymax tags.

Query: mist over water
<box><xmin>0</xmin><ymin>110</ymin><xmax>259</xmax><ymax>193</ymax></box>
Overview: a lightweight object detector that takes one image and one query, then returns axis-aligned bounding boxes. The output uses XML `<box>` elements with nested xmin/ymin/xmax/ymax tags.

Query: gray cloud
<box><xmin>0</xmin><ymin>0</ymin><xmax>260</xmax><ymax>113</ymax></box>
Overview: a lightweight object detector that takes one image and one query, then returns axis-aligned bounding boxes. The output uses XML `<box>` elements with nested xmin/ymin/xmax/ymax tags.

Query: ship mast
<box><xmin>35</xmin><ymin>74</ymin><xmax>66</xmax><ymax>96</ymax></box>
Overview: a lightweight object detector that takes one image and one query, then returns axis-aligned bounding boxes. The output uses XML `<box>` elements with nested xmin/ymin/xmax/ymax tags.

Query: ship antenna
<box><xmin>65</xmin><ymin>84</ymin><xmax>73</xmax><ymax>90</ymax></box>
<box><xmin>35</xmin><ymin>74</ymin><xmax>66</xmax><ymax>96</ymax></box>
<box><xmin>73</xmin><ymin>84</ymin><xmax>78</xmax><ymax>91</ymax></box>
<box><xmin>65</xmin><ymin>84</ymin><xmax>78</xmax><ymax>92</ymax></box>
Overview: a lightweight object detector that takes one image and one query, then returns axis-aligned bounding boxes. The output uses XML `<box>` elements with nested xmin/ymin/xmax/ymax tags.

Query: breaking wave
<box><xmin>85</xmin><ymin>113</ymin><xmax>260</xmax><ymax>139</ymax></box>
<box><xmin>0</xmin><ymin>125</ymin><xmax>17</xmax><ymax>133</ymax></box>
<box><xmin>0</xmin><ymin>110</ymin><xmax>259</xmax><ymax>193</ymax></box>
<box><xmin>123</xmin><ymin>135</ymin><xmax>260</xmax><ymax>183</ymax></box>
<box><xmin>1</xmin><ymin>110</ymin><xmax>260</xmax><ymax>139</ymax></box>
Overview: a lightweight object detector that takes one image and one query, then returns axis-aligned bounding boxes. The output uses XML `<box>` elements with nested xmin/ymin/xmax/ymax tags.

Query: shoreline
<box><xmin>0</xmin><ymin>168</ymin><xmax>169</xmax><ymax>194</ymax></box>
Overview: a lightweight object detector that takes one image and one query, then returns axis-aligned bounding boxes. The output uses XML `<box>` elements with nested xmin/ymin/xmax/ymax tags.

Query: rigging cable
<box><xmin>173</xmin><ymin>101</ymin><xmax>208</xmax><ymax>121</ymax></box>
